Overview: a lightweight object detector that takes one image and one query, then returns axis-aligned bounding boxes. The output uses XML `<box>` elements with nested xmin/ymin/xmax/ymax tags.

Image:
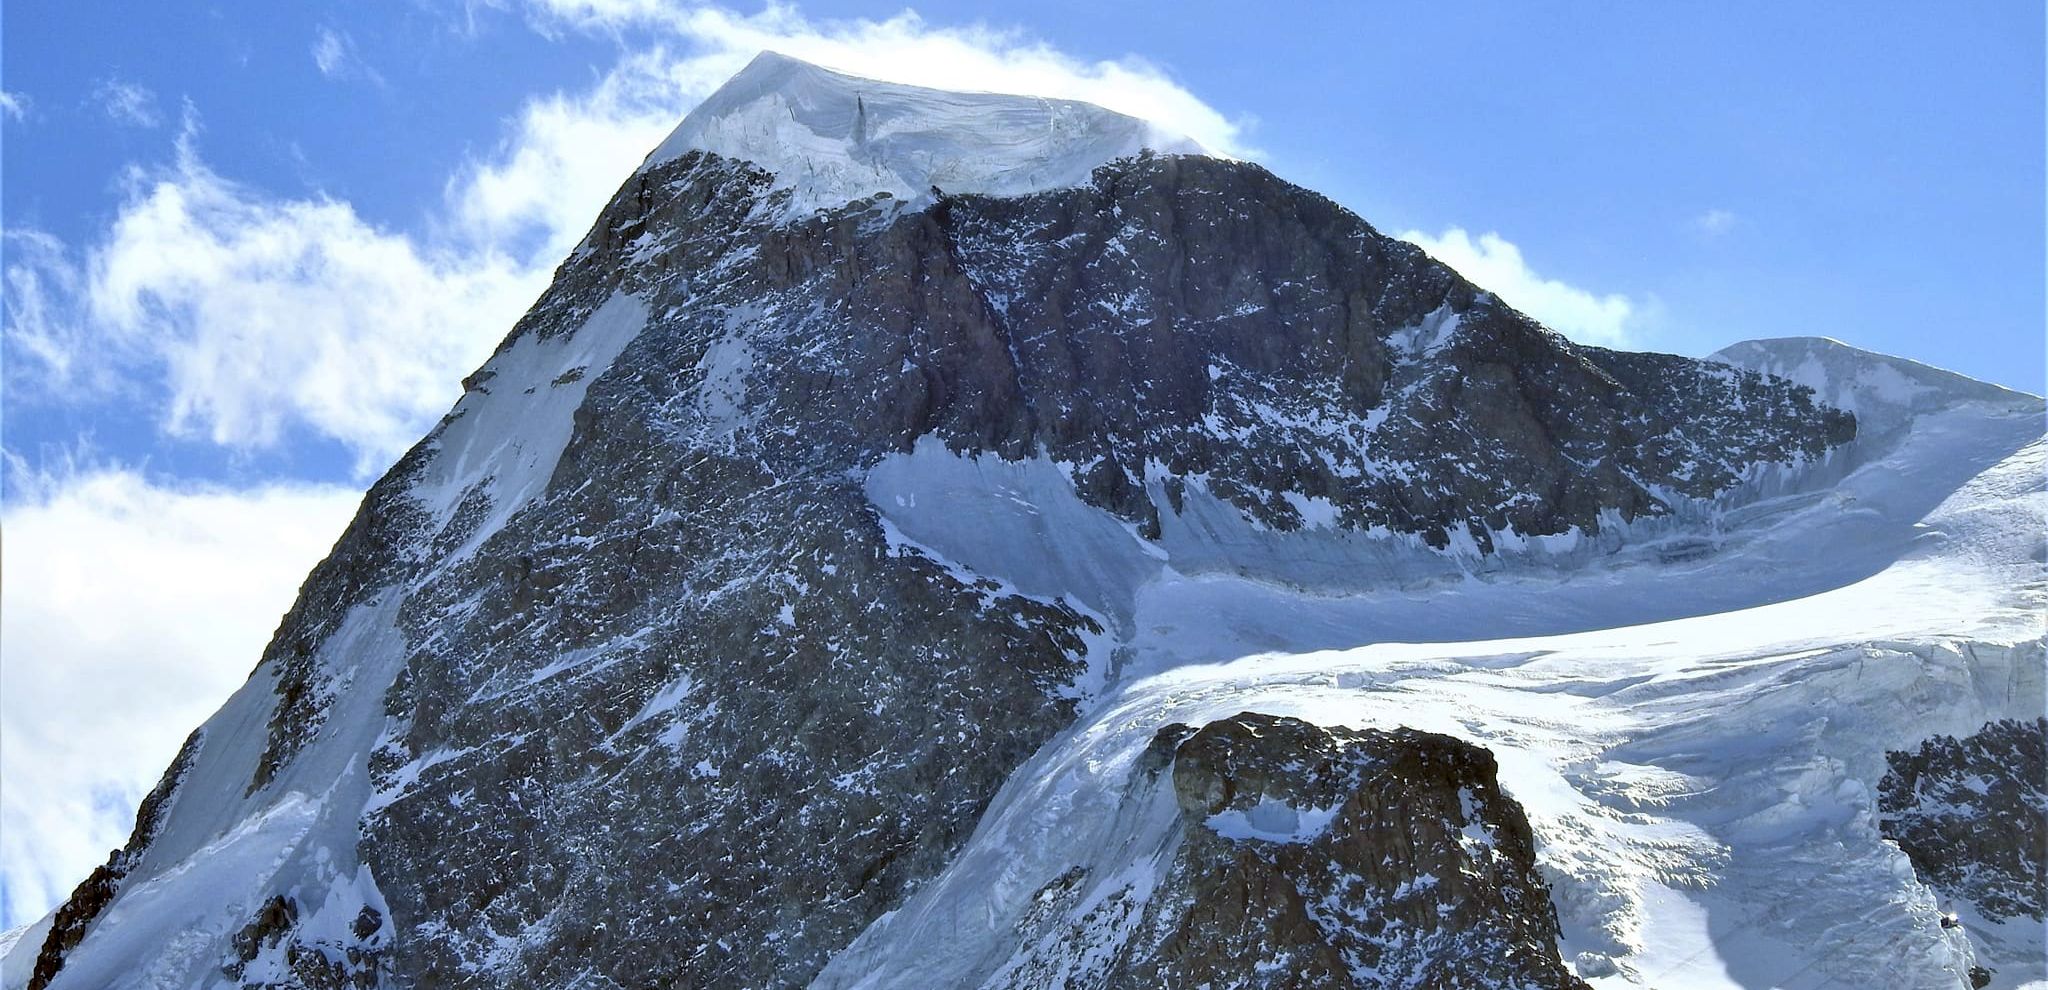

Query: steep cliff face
<box><xmin>932</xmin><ymin>166</ymin><xmax>1852</xmax><ymax>546</ymax></box>
<box><xmin>21</xmin><ymin>56</ymin><xmax>1908</xmax><ymax>990</ymax></box>
<box><xmin>1877</xmin><ymin>718</ymin><xmax>2048</xmax><ymax>990</ymax></box>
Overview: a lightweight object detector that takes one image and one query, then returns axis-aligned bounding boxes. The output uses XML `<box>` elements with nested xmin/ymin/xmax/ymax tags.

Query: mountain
<box><xmin>10</xmin><ymin>52</ymin><xmax>2043</xmax><ymax>990</ymax></box>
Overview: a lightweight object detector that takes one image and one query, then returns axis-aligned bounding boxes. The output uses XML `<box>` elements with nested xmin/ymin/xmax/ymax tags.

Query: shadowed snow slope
<box><xmin>645</xmin><ymin>51</ymin><xmax>1204</xmax><ymax>216</ymax></box>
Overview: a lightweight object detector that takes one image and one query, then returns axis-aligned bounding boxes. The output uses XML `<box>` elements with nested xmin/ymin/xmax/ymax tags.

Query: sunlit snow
<box><xmin>645</xmin><ymin>52</ymin><xmax>1205</xmax><ymax>218</ymax></box>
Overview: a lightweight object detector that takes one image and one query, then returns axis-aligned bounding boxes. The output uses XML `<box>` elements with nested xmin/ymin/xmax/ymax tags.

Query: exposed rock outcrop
<box><xmin>218</xmin><ymin>895</ymin><xmax>386</xmax><ymax>990</ymax></box>
<box><xmin>1098</xmin><ymin>713</ymin><xmax>1587</xmax><ymax>989</ymax></box>
<box><xmin>1880</xmin><ymin>717</ymin><xmax>2047</xmax><ymax>924</ymax></box>
<box><xmin>336</xmin><ymin>148</ymin><xmax>1848</xmax><ymax>987</ymax></box>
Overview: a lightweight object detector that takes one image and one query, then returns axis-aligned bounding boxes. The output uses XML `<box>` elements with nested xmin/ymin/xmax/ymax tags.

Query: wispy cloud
<box><xmin>1399</xmin><ymin>227</ymin><xmax>1647</xmax><ymax>349</ymax></box>
<box><xmin>0</xmin><ymin>91</ymin><xmax>28</xmax><ymax>121</ymax></box>
<box><xmin>312</xmin><ymin>26</ymin><xmax>386</xmax><ymax>86</ymax></box>
<box><xmin>91</xmin><ymin>77</ymin><xmax>161</xmax><ymax>128</ymax></box>
<box><xmin>1693</xmin><ymin>208</ymin><xmax>1738</xmax><ymax>236</ymax></box>
<box><xmin>5</xmin><ymin>120</ymin><xmax>548</xmax><ymax>475</ymax></box>
<box><xmin>313</xmin><ymin>26</ymin><xmax>349</xmax><ymax>75</ymax></box>
<box><xmin>3</xmin><ymin>230</ymin><xmax>100</xmax><ymax>395</ymax></box>
<box><xmin>0</xmin><ymin>456</ymin><xmax>361</xmax><ymax>928</ymax></box>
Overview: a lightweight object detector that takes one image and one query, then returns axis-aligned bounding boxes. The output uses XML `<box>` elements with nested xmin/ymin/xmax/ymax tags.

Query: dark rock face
<box><xmin>358</xmin><ymin>155</ymin><xmax>1101</xmax><ymax>988</ymax></box>
<box><xmin>1082</xmin><ymin>713</ymin><xmax>1587</xmax><ymax>990</ymax></box>
<box><xmin>25</xmin><ymin>866</ymin><xmax>119</xmax><ymax>990</ymax></box>
<box><xmin>936</xmin><ymin>160</ymin><xmax>1852</xmax><ymax>544</ymax></box>
<box><xmin>1879</xmin><ymin>718</ymin><xmax>2047</xmax><ymax>924</ymax></box>
<box><xmin>44</xmin><ymin>148</ymin><xmax>1854</xmax><ymax>989</ymax></box>
<box><xmin>249</xmin><ymin>467</ymin><xmax>431</xmax><ymax>794</ymax></box>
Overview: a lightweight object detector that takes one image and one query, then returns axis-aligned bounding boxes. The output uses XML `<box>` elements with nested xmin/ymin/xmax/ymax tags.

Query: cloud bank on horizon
<box><xmin>0</xmin><ymin>0</ymin><xmax>1759</xmax><ymax>930</ymax></box>
<box><xmin>0</xmin><ymin>459</ymin><xmax>361</xmax><ymax>927</ymax></box>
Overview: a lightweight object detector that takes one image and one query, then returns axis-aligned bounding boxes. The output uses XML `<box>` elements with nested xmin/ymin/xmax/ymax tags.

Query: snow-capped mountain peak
<box><xmin>15</xmin><ymin>50</ymin><xmax>2045</xmax><ymax>990</ymax></box>
<box><xmin>643</xmin><ymin>50</ymin><xmax>1205</xmax><ymax>215</ymax></box>
<box><xmin>1712</xmin><ymin>335</ymin><xmax>2043</xmax><ymax>436</ymax></box>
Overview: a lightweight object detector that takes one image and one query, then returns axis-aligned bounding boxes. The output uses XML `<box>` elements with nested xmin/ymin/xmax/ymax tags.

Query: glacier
<box><xmin>821</xmin><ymin>340</ymin><xmax>2046</xmax><ymax>990</ymax></box>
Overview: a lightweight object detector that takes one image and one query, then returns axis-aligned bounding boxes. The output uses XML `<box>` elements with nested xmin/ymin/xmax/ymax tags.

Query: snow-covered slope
<box><xmin>1712</xmin><ymin>336</ymin><xmax>2039</xmax><ymax>437</ymax></box>
<box><xmin>819</xmin><ymin>344</ymin><xmax>2046</xmax><ymax>989</ymax></box>
<box><xmin>644</xmin><ymin>51</ymin><xmax>1204</xmax><ymax>216</ymax></box>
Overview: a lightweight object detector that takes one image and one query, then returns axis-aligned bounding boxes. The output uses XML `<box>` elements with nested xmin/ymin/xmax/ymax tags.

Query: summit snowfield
<box><xmin>9</xmin><ymin>54</ymin><xmax>2043</xmax><ymax>990</ymax></box>
<box><xmin>643</xmin><ymin>52</ymin><xmax>1205</xmax><ymax>217</ymax></box>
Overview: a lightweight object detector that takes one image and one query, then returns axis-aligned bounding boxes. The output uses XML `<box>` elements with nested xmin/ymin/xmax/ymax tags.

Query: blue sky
<box><xmin>1</xmin><ymin>1</ymin><xmax>2041</xmax><ymax>928</ymax></box>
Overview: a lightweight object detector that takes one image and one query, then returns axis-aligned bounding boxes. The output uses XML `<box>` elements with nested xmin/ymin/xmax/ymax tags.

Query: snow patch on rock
<box><xmin>1206</xmin><ymin>798</ymin><xmax>1341</xmax><ymax>845</ymax></box>
<box><xmin>865</xmin><ymin>437</ymin><xmax>1163</xmax><ymax>632</ymax></box>
<box><xmin>414</xmin><ymin>291</ymin><xmax>650</xmax><ymax>557</ymax></box>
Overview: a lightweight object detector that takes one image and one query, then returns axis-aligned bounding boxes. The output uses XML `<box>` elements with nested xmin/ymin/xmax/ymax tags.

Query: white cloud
<box><xmin>518</xmin><ymin>3</ymin><xmax>1251</xmax><ymax>158</ymax></box>
<box><xmin>1398</xmin><ymin>227</ymin><xmax>1645</xmax><ymax>349</ymax></box>
<box><xmin>2</xmin><ymin>230</ymin><xmax>103</xmax><ymax>396</ymax></box>
<box><xmin>0</xmin><ymin>91</ymin><xmax>28</xmax><ymax>121</ymax></box>
<box><xmin>313</xmin><ymin>27</ymin><xmax>350</xmax><ymax>76</ymax></box>
<box><xmin>6</xmin><ymin>131</ymin><xmax>549</xmax><ymax>476</ymax></box>
<box><xmin>92</xmin><ymin>78</ymin><xmax>161</xmax><ymax>128</ymax></box>
<box><xmin>443</xmin><ymin>48</ymin><xmax>686</xmax><ymax>257</ymax></box>
<box><xmin>0</xmin><ymin>461</ymin><xmax>362</xmax><ymax>928</ymax></box>
<box><xmin>1694</xmin><ymin>208</ymin><xmax>1738</xmax><ymax>236</ymax></box>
